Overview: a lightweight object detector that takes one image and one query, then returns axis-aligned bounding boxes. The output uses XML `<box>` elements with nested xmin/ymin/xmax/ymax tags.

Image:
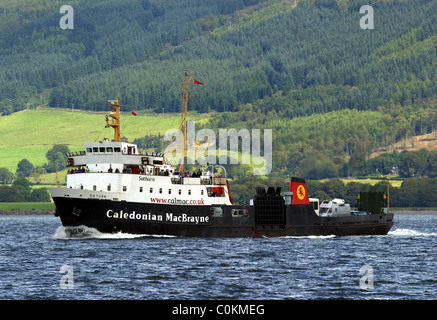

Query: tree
<box><xmin>45</xmin><ymin>145</ymin><xmax>70</xmax><ymax>173</ymax></box>
<box><xmin>399</xmin><ymin>150</ymin><xmax>428</xmax><ymax>177</ymax></box>
<box><xmin>0</xmin><ymin>167</ymin><xmax>14</xmax><ymax>184</ymax></box>
<box><xmin>347</xmin><ymin>153</ymin><xmax>367</xmax><ymax>177</ymax></box>
<box><xmin>12</xmin><ymin>178</ymin><xmax>32</xmax><ymax>201</ymax></box>
<box><xmin>0</xmin><ymin>186</ymin><xmax>25</xmax><ymax>202</ymax></box>
<box><xmin>29</xmin><ymin>188</ymin><xmax>51</xmax><ymax>202</ymax></box>
<box><xmin>426</xmin><ymin>152</ymin><xmax>437</xmax><ymax>177</ymax></box>
<box><xmin>296</xmin><ymin>154</ymin><xmax>336</xmax><ymax>180</ymax></box>
<box><xmin>16</xmin><ymin>159</ymin><xmax>34</xmax><ymax>178</ymax></box>
<box><xmin>320</xmin><ymin>179</ymin><xmax>346</xmax><ymax>199</ymax></box>
<box><xmin>396</xmin><ymin>178</ymin><xmax>437</xmax><ymax>207</ymax></box>
<box><xmin>344</xmin><ymin>182</ymin><xmax>365</xmax><ymax>205</ymax></box>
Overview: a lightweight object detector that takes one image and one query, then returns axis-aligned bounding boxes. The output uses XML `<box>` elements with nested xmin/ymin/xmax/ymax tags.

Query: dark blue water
<box><xmin>0</xmin><ymin>214</ymin><xmax>435</xmax><ymax>300</ymax></box>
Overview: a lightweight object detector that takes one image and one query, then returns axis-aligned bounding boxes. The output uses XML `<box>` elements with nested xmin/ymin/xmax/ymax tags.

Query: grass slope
<box><xmin>0</xmin><ymin>109</ymin><xmax>209</xmax><ymax>172</ymax></box>
<box><xmin>0</xmin><ymin>202</ymin><xmax>55</xmax><ymax>211</ymax></box>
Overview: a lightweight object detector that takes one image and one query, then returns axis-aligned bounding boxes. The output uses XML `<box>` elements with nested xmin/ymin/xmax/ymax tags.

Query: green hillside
<box><xmin>0</xmin><ymin>109</ymin><xmax>208</xmax><ymax>171</ymax></box>
<box><xmin>0</xmin><ymin>0</ymin><xmax>436</xmax><ymax>180</ymax></box>
<box><xmin>1</xmin><ymin>0</ymin><xmax>435</xmax><ymax>113</ymax></box>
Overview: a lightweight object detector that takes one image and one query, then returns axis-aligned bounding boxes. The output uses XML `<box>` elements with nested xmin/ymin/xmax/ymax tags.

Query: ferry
<box><xmin>50</xmin><ymin>71</ymin><xmax>394</xmax><ymax>237</ymax></box>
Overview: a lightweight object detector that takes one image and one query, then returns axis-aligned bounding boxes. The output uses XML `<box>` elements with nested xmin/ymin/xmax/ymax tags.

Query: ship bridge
<box><xmin>65</xmin><ymin>141</ymin><xmax>169</xmax><ymax>175</ymax></box>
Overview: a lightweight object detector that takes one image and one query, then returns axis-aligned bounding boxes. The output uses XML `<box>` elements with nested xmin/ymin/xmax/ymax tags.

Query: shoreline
<box><xmin>391</xmin><ymin>209</ymin><xmax>437</xmax><ymax>214</ymax></box>
<box><xmin>0</xmin><ymin>210</ymin><xmax>54</xmax><ymax>216</ymax></box>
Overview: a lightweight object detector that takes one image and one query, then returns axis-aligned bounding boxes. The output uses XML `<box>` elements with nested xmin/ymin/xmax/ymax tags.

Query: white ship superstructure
<box><xmin>59</xmin><ymin>139</ymin><xmax>232</xmax><ymax>206</ymax></box>
<box><xmin>51</xmin><ymin>72</ymin><xmax>233</xmax><ymax>209</ymax></box>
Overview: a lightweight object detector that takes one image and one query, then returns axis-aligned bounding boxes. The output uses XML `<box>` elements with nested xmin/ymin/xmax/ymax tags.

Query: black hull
<box><xmin>53</xmin><ymin>197</ymin><xmax>394</xmax><ymax>238</ymax></box>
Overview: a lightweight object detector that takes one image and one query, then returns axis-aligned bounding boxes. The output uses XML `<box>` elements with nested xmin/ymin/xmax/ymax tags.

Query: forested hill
<box><xmin>0</xmin><ymin>0</ymin><xmax>436</xmax><ymax>179</ymax></box>
<box><xmin>1</xmin><ymin>0</ymin><xmax>435</xmax><ymax>114</ymax></box>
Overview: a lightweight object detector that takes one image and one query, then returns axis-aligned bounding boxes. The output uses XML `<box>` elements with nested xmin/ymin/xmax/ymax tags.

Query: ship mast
<box><xmin>387</xmin><ymin>178</ymin><xmax>390</xmax><ymax>215</ymax></box>
<box><xmin>105</xmin><ymin>97</ymin><xmax>121</xmax><ymax>142</ymax></box>
<box><xmin>179</xmin><ymin>70</ymin><xmax>190</xmax><ymax>173</ymax></box>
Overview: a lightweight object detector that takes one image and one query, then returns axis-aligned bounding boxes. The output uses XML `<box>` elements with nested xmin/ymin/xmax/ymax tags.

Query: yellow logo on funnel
<box><xmin>297</xmin><ymin>185</ymin><xmax>305</xmax><ymax>200</ymax></box>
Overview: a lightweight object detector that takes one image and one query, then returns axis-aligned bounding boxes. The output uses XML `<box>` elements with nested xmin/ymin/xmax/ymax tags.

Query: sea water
<box><xmin>0</xmin><ymin>214</ymin><xmax>435</xmax><ymax>300</ymax></box>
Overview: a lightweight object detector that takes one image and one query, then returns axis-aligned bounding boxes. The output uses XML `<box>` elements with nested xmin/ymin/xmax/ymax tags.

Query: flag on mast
<box><xmin>193</xmin><ymin>79</ymin><xmax>204</xmax><ymax>85</ymax></box>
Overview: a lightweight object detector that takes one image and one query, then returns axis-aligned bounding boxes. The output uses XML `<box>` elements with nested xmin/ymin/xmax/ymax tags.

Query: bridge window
<box><xmin>99</xmin><ymin>147</ymin><xmax>105</xmax><ymax>153</ymax></box>
<box><xmin>86</xmin><ymin>148</ymin><xmax>92</xmax><ymax>153</ymax></box>
<box><xmin>106</xmin><ymin>147</ymin><xmax>113</xmax><ymax>153</ymax></box>
<box><xmin>114</xmin><ymin>147</ymin><xmax>121</xmax><ymax>153</ymax></box>
<box><xmin>207</xmin><ymin>187</ymin><xmax>224</xmax><ymax>197</ymax></box>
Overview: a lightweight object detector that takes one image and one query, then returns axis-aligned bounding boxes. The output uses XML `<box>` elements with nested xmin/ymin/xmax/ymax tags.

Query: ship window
<box><xmin>232</xmin><ymin>209</ymin><xmax>248</xmax><ymax>217</ymax></box>
<box><xmin>114</xmin><ymin>147</ymin><xmax>121</xmax><ymax>153</ymax></box>
<box><xmin>150</xmin><ymin>188</ymin><xmax>153</xmax><ymax>193</ymax></box>
<box><xmin>168</xmin><ymin>189</ymin><xmax>171</xmax><ymax>194</ymax></box>
<box><xmin>159</xmin><ymin>188</ymin><xmax>162</xmax><ymax>194</ymax></box>
<box><xmin>188</xmin><ymin>190</ymin><xmax>191</xmax><ymax>195</ymax></box>
<box><xmin>93</xmin><ymin>185</ymin><xmax>97</xmax><ymax>191</ymax></box>
<box><xmin>123</xmin><ymin>186</ymin><xmax>127</xmax><ymax>192</ymax></box>
<box><xmin>201</xmin><ymin>190</ymin><xmax>204</xmax><ymax>196</ymax></box>
<box><xmin>210</xmin><ymin>207</ymin><xmax>223</xmax><ymax>217</ymax></box>
<box><xmin>86</xmin><ymin>148</ymin><xmax>92</xmax><ymax>153</ymax></box>
<box><xmin>93</xmin><ymin>147</ymin><xmax>98</xmax><ymax>152</ymax></box>
<box><xmin>207</xmin><ymin>187</ymin><xmax>224</xmax><ymax>197</ymax></box>
<box><xmin>99</xmin><ymin>147</ymin><xmax>105</xmax><ymax>153</ymax></box>
<box><xmin>107</xmin><ymin>185</ymin><xmax>111</xmax><ymax>191</ymax></box>
<box><xmin>139</xmin><ymin>187</ymin><xmax>143</xmax><ymax>193</ymax></box>
<box><xmin>178</xmin><ymin>189</ymin><xmax>181</xmax><ymax>195</ymax></box>
<box><xmin>106</xmin><ymin>147</ymin><xmax>113</xmax><ymax>153</ymax></box>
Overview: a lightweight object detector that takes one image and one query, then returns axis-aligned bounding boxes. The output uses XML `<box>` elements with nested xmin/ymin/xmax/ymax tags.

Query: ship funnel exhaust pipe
<box><xmin>289</xmin><ymin>177</ymin><xmax>310</xmax><ymax>205</ymax></box>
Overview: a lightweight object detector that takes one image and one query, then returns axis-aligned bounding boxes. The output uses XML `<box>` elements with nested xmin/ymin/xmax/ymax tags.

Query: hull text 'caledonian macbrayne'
<box><xmin>50</xmin><ymin>71</ymin><xmax>394</xmax><ymax>238</ymax></box>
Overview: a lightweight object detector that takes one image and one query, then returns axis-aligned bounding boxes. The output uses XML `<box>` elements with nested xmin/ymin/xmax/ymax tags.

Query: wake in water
<box><xmin>53</xmin><ymin>225</ymin><xmax>177</xmax><ymax>240</ymax></box>
<box><xmin>278</xmin><ymin>229</ymin><xmax>437</xmax><ymax>239</ymax></box>
<box><xmin>279</xmin><ymin>235</ymin><xmax>337</xmax><ymax>239</ymax></box>
<box><xmin>388</xmin><ymin>228</ymin><xmax>437</xmax><ymax>237</ymax></box>
<box><xmin>53</xmin><ymin>226</ymin><xmax>436</xmax><ymax>239</ymax></box>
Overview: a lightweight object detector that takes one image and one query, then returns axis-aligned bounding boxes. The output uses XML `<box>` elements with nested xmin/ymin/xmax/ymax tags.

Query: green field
<box><xmin>318</xmin><ymin>177</ymin><xmax>404</xmax><ymax>188</ymax></box>
<box><xmin>0</xmin><ymin>109</ymin><xmax>210</xmax><ymax>172</ymax></box>
<box><xmin>0</xmin><ymin>202</ymin><xmax>55</xmax><ymax>211</ymax></box>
